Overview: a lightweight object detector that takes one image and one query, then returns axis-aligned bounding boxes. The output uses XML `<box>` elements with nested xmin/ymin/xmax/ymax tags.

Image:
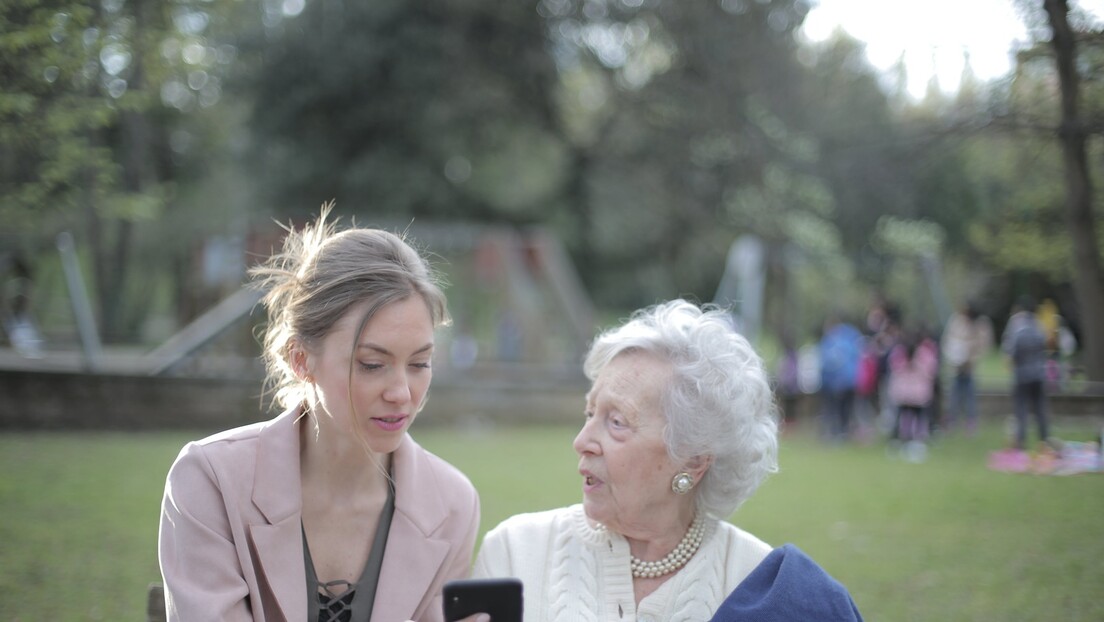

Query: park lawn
<box><xmin>1</xmin><ymin>417</ymin><xmax>1101</xmax><ymax>621</ymax></box>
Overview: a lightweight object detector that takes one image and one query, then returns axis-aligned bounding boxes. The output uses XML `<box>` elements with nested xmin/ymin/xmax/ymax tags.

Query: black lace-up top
<box><xmin>303</xmin><ymin>482</ymin><xmax>395</xmax><ymax>622</ymax></box>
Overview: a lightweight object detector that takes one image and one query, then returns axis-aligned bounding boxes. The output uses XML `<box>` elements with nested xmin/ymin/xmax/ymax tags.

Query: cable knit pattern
<box><xmin>669</xmin><ymin>520</ymin><xmax>726</xmax><ymax>621</ymax></box>
<box><xmin>473</xmin><ymin>505</ymin><xmax>771</xmax><ymax>622</ymax></box>
<box><xmin>548</xmin><ymin>510</ymin><xmax>599</xmax><ymax>621</ymax></box>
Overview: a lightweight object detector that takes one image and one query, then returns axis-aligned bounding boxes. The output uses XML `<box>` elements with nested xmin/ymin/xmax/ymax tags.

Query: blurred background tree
<box><xmin>2</xmin><ymin>0</ymin><xmax>1102</xmax><ymax>380</ymax></box>
<box><xmin>1</xmin><ymin>0</ymin><xmax>253</xmax><ymax>343</ymax></box>
<box><xmin>247</xmin><ymin>0</ymin><xmax>566</xmax><ymax>225</ymax></box>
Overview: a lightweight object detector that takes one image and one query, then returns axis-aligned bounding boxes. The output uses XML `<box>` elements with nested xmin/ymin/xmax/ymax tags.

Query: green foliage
<box><xmin>0</xmin><ymin>2</ymin><xmax>115</xmax><ymax>231</ymax></box>
<box><xmin>950</xmin><ymin>129</ymin><xmax>1073</xmax><ymax>280</ymax></box>
<box><xmin>247</xmin><ymin>0</ymin><xmax>563</xmax><ymax>223</ymax></box>
<box><xmin>1</xmin><ymin>0</ymin><xmax>264</xmax><ymax>342</ymax></box>
<box><xmin>3</xmin><ymin>0</ymin><xmax>1100</xmax><ymax>357</ymax></box>
<box><xmin>245</xmin><ymin>0</ymin><xmax>845</xmax><ymax>311</ymax></box>
<box><xmin>550</xmin><ymin>0</ymin><xmax>825</xmax><ymax>306</ymax></box>
<box><xmin>800</xmin><ymin>32</ymin><xmax>912</xmax><ymax>270</ymax></box>
<box><xmin>872</xmin><ymin>215</ymin><xmax>945</xmax><ymax>258</ymax></box>
<box><xmin>970</xmin><ymin>222</ymin><xmax>1074</xmax><ymax>280</ymax></box>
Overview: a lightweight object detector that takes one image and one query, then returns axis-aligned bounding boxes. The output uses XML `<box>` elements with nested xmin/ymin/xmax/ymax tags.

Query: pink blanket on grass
<box><xmin>988</xmin><ymin>443</ymin><xmax>1103</xmax><ymax>475</ymax></box>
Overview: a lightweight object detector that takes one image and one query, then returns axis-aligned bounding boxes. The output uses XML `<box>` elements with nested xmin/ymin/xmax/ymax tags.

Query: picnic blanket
<box><xmin>988</xmin><ymin>442</ymin><xmax>1103</xmax><ymax>475</ymax></box>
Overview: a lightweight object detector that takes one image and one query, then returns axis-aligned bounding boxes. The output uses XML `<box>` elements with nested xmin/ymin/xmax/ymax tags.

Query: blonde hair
<box><xmin>250</xmin><ymin>203</ymin><xmax>450</xmax><ymax>410</ymax></box>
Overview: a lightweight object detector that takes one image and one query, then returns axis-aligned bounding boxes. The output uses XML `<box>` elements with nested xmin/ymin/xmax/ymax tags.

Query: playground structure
<box><xmin>712</xmin><ymin>234</ymin><xmax>956</xmax><ymax>347</ymax></box>
<box><xmin>2</xmin><ymin>223</ymin><xmax>594</xmax><ymax>375</ymax></box>
<box><xmin>0</xmin><ymin>223</ymin><xmax>596</xmax><ymax>428</ymax></box>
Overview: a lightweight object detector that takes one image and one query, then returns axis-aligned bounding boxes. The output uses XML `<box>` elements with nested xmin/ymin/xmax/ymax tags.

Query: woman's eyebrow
<box><xmin>356</xmin><ymin>342</ymin><xmax>435</xmax><ymax>356</ymax></box>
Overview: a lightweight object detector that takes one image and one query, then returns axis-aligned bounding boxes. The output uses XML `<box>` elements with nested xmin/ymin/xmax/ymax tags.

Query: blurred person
<box><xmin>797</xmin><ymin>341</ymin><xmax>822</xmax><ymax>394</ymax></box>
<box><xmin>887</xmin><ymin>330</ymin><xmax>939</xmax><ymax>460</ymax></box>
<box><xmin>818</xmin><ymin>314</ymin><xmax>863</xmax><ymax>441</ymax></box>
<box><xmin>865</xmin><ymin>294</ymin><xmax>890</xmax><ymax>336</ymax></box>
<box><xmin>913</xmin><ymin>322</ymin><xmax>942</xmax><ymax>435</ymax></box>
<box><xmin>1001</xmin><ymin>296</ymin><xmax>1057</xmax><ymax>452</ymax></box>
<box><xmin>1035</xmin><ymin>298</ymin><xmax>1064</xmax><ymax>389</ymax></box>
<box><xmin>1053</xmin><ymin>317</ymin><xmax>1079</xmax><ymax>387</ymax></box>
<box><xmin>1</xmin><ymin>251</ymin><xmax>43</xmax><ymax>358</ymax></box>
<box><xmin>775</xmin><ymin>334</ymin><xmax>801</xmax><ymax>430</ymax></box>
<box><xmin>852</xmin><ymin>335</ymin><xmax>882</xmax><ymax>442</ymax></box>
<box><xmin>471</xmin><ymin>300</ymin><xmax>862</xmax><ymax>621</ymax></box>
<box><xmin>1037</xmin><ymin>299</ymin><xmax>1078</xmax><ymax>390</ymax></box>
<box><xmin>940</xmin><ymin>301</ymin><xmax>993</xmax><ymax>434</ymax></box>
<box><xmin>158</xmin><ymin>206</ymin><xmax>481</xmax><ymax>622</ymax></box>
<box><xmin>1035</xmin><ymin>298</ymin><xmax>1060</xmax><ymax>352</ymax></box>
<box><xmin>871</xmin><ymin>304</ymin><xmax>903</xmax><ymax>436</ymax></box>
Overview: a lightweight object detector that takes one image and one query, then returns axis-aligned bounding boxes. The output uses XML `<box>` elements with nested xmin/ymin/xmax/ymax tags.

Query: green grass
<box><xmin>2</xmin><ymin>417</ymin><xmax>1102</xmax><ymax>621</ymax></box>
<box><xmin>0</xmin><ymin>432</ymin><xmax>191</xmax><ymax>621</ymax></box>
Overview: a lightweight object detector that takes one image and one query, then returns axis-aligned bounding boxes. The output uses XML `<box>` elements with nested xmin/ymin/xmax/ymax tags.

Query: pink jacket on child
<box><xmin>887</xmin><ymin>341</ymin><xmax>939</xmax><ymax>408</ymax></box>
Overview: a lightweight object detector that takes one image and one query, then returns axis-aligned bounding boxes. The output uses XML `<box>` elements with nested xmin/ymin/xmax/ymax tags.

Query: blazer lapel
<box><xmin>249</xmin><ymin>408</ymin><xmax>309</xmax><ymax>622</ymax></box>
<box><xmin>371</xmin><ymin>435</ymin><xmax>453</xmax><ymax>622</ymax></box>
<box><xmin>372</xmin><ymin>510</ymin><xmax>452</xmax><ymax>621</ymax></box>
<box><xmin>250</xmin><ymin>516</ymin><xmax>307</xmax><ymax>621</ymax></box>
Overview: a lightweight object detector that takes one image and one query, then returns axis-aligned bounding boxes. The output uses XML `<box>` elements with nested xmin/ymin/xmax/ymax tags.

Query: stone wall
<box><xmin>1</xmin><ymin>369</ymin><xmax>1101</xmax><ymax>431</ymax></box>
<box><xmin>0</xmin><ymin>369</ymin><xmax>586</xmax><ymax>431</ymax></box>
<box><xmin>0</xmin><ymin>369</ymin><xmax>268</xmax><ymax>431</ymax></box>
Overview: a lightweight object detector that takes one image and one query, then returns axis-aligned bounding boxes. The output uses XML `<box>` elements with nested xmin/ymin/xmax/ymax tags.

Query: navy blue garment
<box><xmin>709</xmin><ymin>544</ymin><xmax>863</xmax><ymax>622</ymax></box>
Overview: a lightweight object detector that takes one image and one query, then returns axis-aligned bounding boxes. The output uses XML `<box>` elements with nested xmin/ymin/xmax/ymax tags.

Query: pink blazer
<box><xmin>159</xmin><ymin>407</ymin><xmax>480</xmax><ymax>622</ymax></box>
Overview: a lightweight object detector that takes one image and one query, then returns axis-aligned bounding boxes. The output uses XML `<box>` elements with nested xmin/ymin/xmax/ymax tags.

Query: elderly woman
<box><xmin>471</xmin><ymin>299</ymin><xmax>780</xmax><ymax>620</ymax></box>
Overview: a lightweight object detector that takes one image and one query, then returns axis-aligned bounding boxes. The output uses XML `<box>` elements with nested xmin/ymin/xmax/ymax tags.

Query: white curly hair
<box><xmin>583</xmin><ymin>299</ymin><xmax>779</xmax><ymax>519</ymax></box>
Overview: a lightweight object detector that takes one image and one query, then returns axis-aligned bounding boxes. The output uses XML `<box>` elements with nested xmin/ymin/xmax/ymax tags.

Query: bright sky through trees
<box><xmin>801</xmin><ymin>0</ymin><xmax>1104</xmax><ymax>99</ymax></box>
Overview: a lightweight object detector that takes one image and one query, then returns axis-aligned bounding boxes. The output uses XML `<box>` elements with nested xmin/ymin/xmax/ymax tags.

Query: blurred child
<box><xmin>887</xmin><ymin>331</ymin><xmax>939</xmax><ymax>457</ymax></box>
<box><xmin>941</xmin><ymin>301</ymin><xmax>993</xmax><ymax>434</ymax></box>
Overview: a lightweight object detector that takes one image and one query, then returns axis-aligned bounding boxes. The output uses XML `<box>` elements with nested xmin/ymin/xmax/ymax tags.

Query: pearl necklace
<box><xmin>616</xmin><ymin>515</ymin><xmax>706</xmax><ymax>579</ymax></box>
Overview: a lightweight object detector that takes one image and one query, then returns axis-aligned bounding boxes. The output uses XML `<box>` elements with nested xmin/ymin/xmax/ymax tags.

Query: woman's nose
<box><xmin>573</xmin><ymin>418</ymin><xmax>598</xmax><ymax>456</ymax></box>
<box><xmin>383</xmin><ymin>370</ymin><xmax>411</xmax><ymax>404</ymax></box>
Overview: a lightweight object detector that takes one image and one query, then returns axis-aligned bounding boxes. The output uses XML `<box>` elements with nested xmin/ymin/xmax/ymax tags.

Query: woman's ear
<box><xmin>684</xmin><ymin>454</ymin><xmax>714</xmax><ymax>481</ymax></box>
<box><xmin>288</xmin><ymin>340</ymin><xmax>314</xmax><ymax>383</ymax></box>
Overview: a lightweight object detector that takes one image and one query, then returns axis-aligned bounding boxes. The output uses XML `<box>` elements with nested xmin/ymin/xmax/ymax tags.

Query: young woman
<box><xmin>159</xmin><ymin>206</ymin><xmax>480</xmax><ymax>621</ymax></box>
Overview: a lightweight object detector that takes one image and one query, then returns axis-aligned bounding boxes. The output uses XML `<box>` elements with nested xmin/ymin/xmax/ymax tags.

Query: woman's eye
<box><xmin>610</xmin><ymin>416</ymin><xmax>627</xmax><ymax>429</ymax></box>
<box><xmin>411</xmin><ymin>362</ymin><xmax>432</xmax><ymax>369</ymax></box>
<box><xmin>359</xmin><ymin>362</ymin><xmax>383</xmax><ymax>371</ymax></box>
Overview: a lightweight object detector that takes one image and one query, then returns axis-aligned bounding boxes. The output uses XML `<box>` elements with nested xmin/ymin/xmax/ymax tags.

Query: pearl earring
<box><xmin>672</xmin><ymin>472</ymin><xmax>694</xmax><ymax>494</ymax></box>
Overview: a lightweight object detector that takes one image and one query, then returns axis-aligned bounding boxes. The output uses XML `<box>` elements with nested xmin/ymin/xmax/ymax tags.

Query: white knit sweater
<box><xmin>471</xmin><ymin>504</ymin><xmax>771</xmax><ymax>622</ymax></box>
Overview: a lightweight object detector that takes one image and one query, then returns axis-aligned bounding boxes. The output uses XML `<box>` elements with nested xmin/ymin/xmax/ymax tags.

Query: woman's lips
<box><xmin>370</xmin><ymin>415</ymin><xmax>407</xmax><ymax>432</ymax></box>
<box><xmin>581</xmin><ymin>470</ymin><xmax>603</xmax><ymax>493</ymax></box>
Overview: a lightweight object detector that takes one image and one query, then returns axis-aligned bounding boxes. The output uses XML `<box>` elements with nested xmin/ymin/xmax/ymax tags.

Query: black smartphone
<box><xmin>442</xmin><ymin>577</ymin><xmax>524</xmax><ymax>622</ymax></box>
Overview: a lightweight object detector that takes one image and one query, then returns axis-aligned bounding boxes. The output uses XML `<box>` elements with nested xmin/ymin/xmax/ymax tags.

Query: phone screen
<box><xmin>442</xmin><ymin>578</ymin><xmax>523</xmax><ymax>622</ymax></box>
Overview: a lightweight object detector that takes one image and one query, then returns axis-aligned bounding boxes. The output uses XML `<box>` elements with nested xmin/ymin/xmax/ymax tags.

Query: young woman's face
<box><xmin>573</xmin><ymin>350</ymin><xmax>683</xmax><ymax>535</ymax></box>
<box><xmin>306</xmin><ymin>295</ymin><xmax>435</xmax><ymax>455</ymax></box>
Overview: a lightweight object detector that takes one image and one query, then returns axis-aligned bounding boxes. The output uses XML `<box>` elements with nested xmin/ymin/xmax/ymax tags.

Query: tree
<box><xmin>1</xmin><ymin>0</ymin><xmax>258</xmax><ymax>342</ymax></box>
<box><xmin>801</xmin><ymin>33</ymin><xmax>923</xmax><ymax>281</ymax></box>
<box><xmin>247</xmin><ymin>0</ymin><xmax>565</xmax><ymax>224</ymax></box>
<box><xmin>1</xmin><ymin>0</ymin><xmax>159</xmax><ymax>340</ymax></box>
<box><xmin>1041</xmin><ymin>0</ymin><xmax>1104</xmax><ymax>381</ymax></box>
<box><xmin>542</xmin><ymin>0</ymin><xmax>834</xmax><ymax>313</ymax></box>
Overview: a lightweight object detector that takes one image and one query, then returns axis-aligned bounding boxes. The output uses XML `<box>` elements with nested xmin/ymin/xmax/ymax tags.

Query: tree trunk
<box><xmin>101</xmin><ymin>0</ymin><xmax>155</xmax><ymax>341</ymax></box>
<box><xmin>1044</xmin><ymin>0</ymin><xmax>1104</xmax><ymax>382</ymax></box>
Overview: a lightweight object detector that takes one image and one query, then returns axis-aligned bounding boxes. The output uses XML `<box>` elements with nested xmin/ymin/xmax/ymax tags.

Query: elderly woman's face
<box><xmin>574</xmin><ymin>350</ymin><xmax>684</xmax><ymax>534</ymax></box>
